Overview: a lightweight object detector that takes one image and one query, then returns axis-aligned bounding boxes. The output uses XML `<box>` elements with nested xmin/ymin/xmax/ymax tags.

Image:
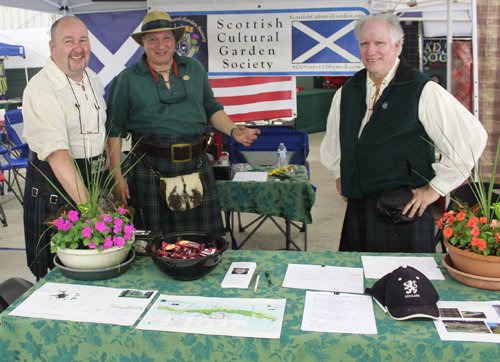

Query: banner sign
<box><xmin>171</xmin><ymin>7</ymin><xmax>368</xmax><ymax>76</ymax></box>
<box><xmin>423</xmin><ymin>39</ymin><xmax>447</xmax><ymax>68</ymax></box>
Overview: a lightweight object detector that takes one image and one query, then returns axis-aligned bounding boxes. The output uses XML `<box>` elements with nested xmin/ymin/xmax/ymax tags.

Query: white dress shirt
<box><xmin>319</xmin><ymin>58</ymin><xmax>488</xmax><ymax>196</ymax></box>
<box><xmin>22</xmin><ymin>57</ymin><xmax>106</xmax><ymax>161</ymax></box>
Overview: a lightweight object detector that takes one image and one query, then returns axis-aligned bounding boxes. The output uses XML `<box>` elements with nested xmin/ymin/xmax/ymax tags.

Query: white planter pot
<box><xmin>56</xmin><ymin>244</ymin><xmax>130</xmax><ymax>270</ymax></box>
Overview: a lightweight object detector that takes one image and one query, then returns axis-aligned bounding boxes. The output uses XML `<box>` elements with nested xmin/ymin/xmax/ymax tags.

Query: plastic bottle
<box><xmin>277</xmin><ymin>143</ymin><xmax>288</xmax><ymax>169</ymax></box>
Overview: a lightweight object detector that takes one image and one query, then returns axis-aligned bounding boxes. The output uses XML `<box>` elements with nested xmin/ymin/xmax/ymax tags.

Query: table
<box><xmin>216</xmin><ymin>165</ymin><xmax>316</xmax><ymax>250</ymax></box>
<box><xmin>295</xmin><ymin>89</ymin><xmax>337</xmax><ymax>134</ymax></box>
<box><xmin>2</xmin><ymin>251</ymin><xmax>500</xmax><ymax>361</ymax></box>
<box><xmin>0</xmin><ymin>99</ymin><xmax>21</xmax><ymax>111</ymax></box>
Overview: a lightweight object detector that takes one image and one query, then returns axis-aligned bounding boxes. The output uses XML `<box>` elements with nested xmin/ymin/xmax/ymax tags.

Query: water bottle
<box><xmin>277</xmin><ymin>143</ymin><xmax>288</xmax><ymax>168</ymax></box>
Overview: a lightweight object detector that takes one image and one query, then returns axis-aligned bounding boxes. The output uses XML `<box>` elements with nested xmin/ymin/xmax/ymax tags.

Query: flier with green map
<box><xmin>136</xmin><ymin>295</ymin><xmax>286</xmax><ymax>339</ymax></box>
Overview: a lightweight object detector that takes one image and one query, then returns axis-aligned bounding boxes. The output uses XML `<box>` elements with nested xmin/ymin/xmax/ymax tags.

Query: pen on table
<box><xmin>254</xmin><ymin>275</ymin><xmax>260</xmax><ymax>292</ymax></box>
<box><xmin>265</xmin><ymin>271</ymin><xmax>273</xmax><ymax>286</ymax></box>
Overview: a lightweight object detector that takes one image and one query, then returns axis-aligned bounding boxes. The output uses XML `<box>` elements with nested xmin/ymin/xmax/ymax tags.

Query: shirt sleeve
<box><xmin>22</xmin><ymin>85</ymin><xmax>70</xmax><ymax>161</ymax></box>
<box><xmin>319</xmin><ymin>88</ymin><xmax>343</xmax><ymax>180</ymax></box>
<box><xmin>419</xmin><ymin>81</ymin><xmax>488</xmax><ymax>196</ymax></box>
<box><xmin>106</xmin><ymin>73</ymin><xmax>130</xmax><ymax>138</ymax></box>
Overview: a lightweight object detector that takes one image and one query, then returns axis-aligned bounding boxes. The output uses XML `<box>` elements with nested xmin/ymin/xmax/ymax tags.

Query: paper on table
<box><xmin>282</xmin><ymin>264</ymin><xmax>364</xmax><ymax>294</ymax></box>
<box><xmin>136</xmin><ymin>294</ymin><xmax>287</xmax><ymax>339</ymax></box>
<box><xmin>9</xmin><ymin>282</ymin><xmax>157</xmax><ymax>326</ymax></box>
<box><xmin>361</xmin><ymin>256</ymin><xmax>445</xmax><ymax>280</ymax></box>
<box><xmin>434</xmin><ymin>300</ymin><xmax>500</xmax><ymax>343</ymax></box>
<box><xmin>221</xmin><ymin>262</ymin><xmax>257</xmax><ymax>288</ymax></box>
<box><xmin>301</xmin><ymin>291</ymin><xmax>378</xmax><ymax>334</ymax></box>
<box><xmin>232</xmin><ymin>172</ymin><xmax>268</xmax><ymax>182</ymax></box>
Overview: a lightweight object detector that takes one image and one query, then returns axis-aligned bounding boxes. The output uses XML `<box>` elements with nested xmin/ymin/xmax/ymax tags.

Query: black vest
<box><xmin>339</xmin><ymin>57</ymin><xmax>435</xmax><ymax>199</ymax></box>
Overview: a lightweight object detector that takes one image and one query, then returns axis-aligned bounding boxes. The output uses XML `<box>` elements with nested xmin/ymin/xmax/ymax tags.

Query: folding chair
<box><xmin>227</xmin><ymin>127</ymin><xmax>312</xmax><ymax>250</ymax></box>
<box><xmin>0</xmin><ymin>109</ymin><xmax>28</xmax><ymax>205</ymax></box>
<box><xmin>0</xmin><ymin>170</ymin><xmax>8</xmax><ymax>226</ymax></box>
<box><xmin>0</xmin><ymin>277</ymin><xmax>34</xmax><ymax>313</ymax></box>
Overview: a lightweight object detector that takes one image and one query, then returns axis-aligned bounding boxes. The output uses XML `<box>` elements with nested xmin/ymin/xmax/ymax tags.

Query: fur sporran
<box><xmin>160</xmin><ymin>172</ymin><xmax>203</xmax><ymax>211</ymax></box>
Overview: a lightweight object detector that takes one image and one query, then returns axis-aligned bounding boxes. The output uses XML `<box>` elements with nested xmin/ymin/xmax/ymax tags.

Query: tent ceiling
<box><xmin>0</xmin><ymin>0</ymin><xmax>146</xmax><ymax>15</ymax></box>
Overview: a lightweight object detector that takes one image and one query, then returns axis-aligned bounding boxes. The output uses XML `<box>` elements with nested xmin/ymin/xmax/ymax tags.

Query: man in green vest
<box><xmin>320</xmin><ymin>13</ymin><xmax>487</xmax><ymax>253</ymax></box>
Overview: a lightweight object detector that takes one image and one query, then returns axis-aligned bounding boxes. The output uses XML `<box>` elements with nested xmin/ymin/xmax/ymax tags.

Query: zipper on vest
<box><xmin>404</xmin><ymin>155</ymin><xmax>415</xmax><ymax>181</ymax></box>
<box><xmin>356</xmin><ymin>139</ymin><xmax>366</xmax><ymax>195</ymax></box>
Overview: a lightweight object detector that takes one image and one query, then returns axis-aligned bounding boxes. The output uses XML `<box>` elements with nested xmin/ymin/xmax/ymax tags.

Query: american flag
<box><xmin>208</xmin><ymin>76</ymin><xmax>297</xmax><ymax>123</ymax></box>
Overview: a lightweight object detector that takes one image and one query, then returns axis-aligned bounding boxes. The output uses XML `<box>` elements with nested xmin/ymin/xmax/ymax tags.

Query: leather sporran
<box><xmin>160</xmin><ymin>172</ymin><xmax>203</xmax><ymax>211</ymax></box>
<box><xmin>375</xmin><ymin>186</ymin><xmax>416</xmax><ymax>225</ymax></box>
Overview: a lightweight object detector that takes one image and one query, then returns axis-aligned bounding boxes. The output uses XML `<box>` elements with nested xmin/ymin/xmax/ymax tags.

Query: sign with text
<box><xmin>423</xmin><ymin>39</ymin><xmax>447</xmax><ymax>68</ymax></box>
<box><xmin>171</xmin><ymin>8</ymin><xmax>368</xmax><ymax>76</ymax></box>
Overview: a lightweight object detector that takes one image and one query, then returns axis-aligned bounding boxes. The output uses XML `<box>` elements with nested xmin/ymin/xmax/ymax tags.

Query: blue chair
<box><xmin>0</xmin><ymin>110</ymin><xmax>28</xmax><ymax>205</ymax></box>
<box><xmin>226</xmin><ymin>127</ymin><xmax>313</xmax><ymax>250</ymax></box>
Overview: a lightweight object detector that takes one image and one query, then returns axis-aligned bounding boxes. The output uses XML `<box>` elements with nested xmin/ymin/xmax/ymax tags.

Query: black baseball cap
<box><xmin>369</xmin><ymin>265</ymin><xmax>440</xmax><ymax>320</ymax></box>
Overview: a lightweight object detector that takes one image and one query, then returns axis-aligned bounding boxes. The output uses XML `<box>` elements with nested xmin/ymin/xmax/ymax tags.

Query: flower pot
<box><xmin>56</xmin><ymin>244</ymin><xmax>130</xmax><ymax>270</ymax></box>
<box><xmin>444</xmin><ymin>239</ymin><xmax>500</xmax><ymax>278</ymax></box>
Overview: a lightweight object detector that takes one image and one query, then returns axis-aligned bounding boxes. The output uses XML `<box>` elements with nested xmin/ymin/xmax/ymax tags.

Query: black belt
<box><xmin>28</xmin><ymin>151</ymin><xmax>106</xmax><ymax>175</ymax></box>
<box><xmin>135</xmin><ymin>136</ymin><xmax>206</xmax><ymax>163</ymax></box>
<box><xmin>30</xmin><ymin>187</ymin><xmax>67</xmax><ymax>205</ymax></box>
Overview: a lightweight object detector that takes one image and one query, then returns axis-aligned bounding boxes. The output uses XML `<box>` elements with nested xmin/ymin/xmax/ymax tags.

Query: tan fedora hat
<box><xmin>130</xmin><ymin>11</ymin><xmax>186</xmax><ymax>46</ymax></box>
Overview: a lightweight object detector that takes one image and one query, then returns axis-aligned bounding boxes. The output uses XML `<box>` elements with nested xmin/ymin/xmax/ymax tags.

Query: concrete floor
<box><xmin>0</xmin><ymin>132</ymin><xmax>347</xmax><ymax>285</ymax></box>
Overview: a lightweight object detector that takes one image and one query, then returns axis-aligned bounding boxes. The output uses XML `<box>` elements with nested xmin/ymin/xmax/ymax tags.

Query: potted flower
<box><xmin>436</xmin><ymin>137</ymin><xmax>500</xmax><ymax>280</ymax></box>
<box><xmin>35</xmin><ymin>137</ymin><xmax>143</xmax><ymax>271</ymax></box>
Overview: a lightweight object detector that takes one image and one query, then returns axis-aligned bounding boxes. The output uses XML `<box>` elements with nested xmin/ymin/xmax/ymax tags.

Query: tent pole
<box><xmin>471</xmin><ymin>0</ymin><xmax>479</xmax><ymax>118</ymax></box>
<box><xmin>446</xmin><ymin>0</ymin><xmax>453</xmax><ymax>92</ymax></box>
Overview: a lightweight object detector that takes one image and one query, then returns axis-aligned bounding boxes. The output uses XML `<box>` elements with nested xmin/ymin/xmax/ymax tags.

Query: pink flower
<box><xmin>54</xmin><ymin>217</ymin><xmax>65</xmax><ymax>230</ymax></box>
<box><xmin>470</xmin><ymin>226</ymin><xmax>480</xmax><ymax>237</ymax></box>
<box><xmin>89</xmin><ymin>241</ymin><xmax>96</xmax><ymax>249</ymax></box>
<box><xmin>113</xmin><ymin>236</ymin><xmax>125</xmax><ymax>248</ymax></box>
<box><xmin>104</xmin><ymin>214</ymin><xmax>113</xmax><ymax>223</ymax></box>
<box><xmin>117</xmin><ymin>207</ymin><xmax>126</xmax><ymax>215</ymax></box>
<box><xmin>68</xmin><ymin>210</ymin><xmax>79</xmax><ymax>222</ymax></box>
<box><xmin>95</xmin><ymin>221</ymin><xmax>107</xmax><ymax>233</ymax></box>
<box><xmin>85</xmin><ymin>219</ymin><xmax>91</xmax><ymax>224</ymax></box>
<box><xmin>62</xmin><ymin>220</ymin><xmax>73</xmax><ymax>232</ymax></box>
<box><xmin>491</xmin><ymin>219</ymin><xmax>498</xmax><ymax>229</ymax></box>
<box><xmin>82</xmin><ymin>226</ymin><xmax>92</xmax><ymax>238</ymax></box>
<box><xmin>104</xmin><ymin>237</ymin><xmax>113</xmax><ymax>249</ymax></box>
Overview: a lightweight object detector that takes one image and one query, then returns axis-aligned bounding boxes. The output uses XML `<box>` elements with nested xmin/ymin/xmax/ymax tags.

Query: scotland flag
<box><xmin>77</xmin><ymin>10</ymin><xmax>147</xmax><ymax>98</ymax></box>
<box><xmin>292</xmin><ymin>20</ymin><xmax>360</xmax><ymax>64</ymax></box>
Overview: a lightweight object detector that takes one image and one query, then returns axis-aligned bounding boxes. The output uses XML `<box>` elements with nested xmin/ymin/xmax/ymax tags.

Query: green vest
<box><xmin>340</xmin><ymin>57</ymin><xmax>435</xmax><ymax>199</ymax></box>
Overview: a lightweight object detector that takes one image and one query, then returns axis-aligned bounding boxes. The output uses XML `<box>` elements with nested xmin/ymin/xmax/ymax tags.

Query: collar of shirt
<box><xmin>366</xmin><ymin>57</ymin><xmax>400</xmax><ymax>99</ymax></box>
<box><xmin>136</xmin><ymin>52</ymin><xmax>187</xmax><ymax>77</ymax></box>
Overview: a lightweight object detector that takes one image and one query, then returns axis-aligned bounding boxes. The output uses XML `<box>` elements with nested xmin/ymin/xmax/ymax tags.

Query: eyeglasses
<box><xmin>67</xmin><ymin>72</ymin><xmax>101</xmax><ymax>135</ymax></box>
<box><xmin>156</xmin><ymin>75</ymin><xmax>187</xmax><ymax>105</ymax></box>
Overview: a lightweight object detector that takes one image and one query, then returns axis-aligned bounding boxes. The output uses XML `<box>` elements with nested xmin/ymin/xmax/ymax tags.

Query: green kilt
<box><xmin>23</xmin><ymin>159</ymin><xmax>98</xmax><ymax>279</ymax></box>
<box><xmin>339</xmin><ymin>192</ymin><xmax>436</xmax><ymax>253</ymax></box>
<box><xmin>129</xmin><ymin>133</ymin><xmax>225</xmax><ymax>236</ymax></box>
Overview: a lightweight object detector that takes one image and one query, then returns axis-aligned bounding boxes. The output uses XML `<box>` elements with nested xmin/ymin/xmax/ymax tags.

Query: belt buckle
<box><xmin>31</xmin><ymin>187</ymin><xmax>39</xmax><ymax>197</ymax></box>
<box><xmin>49</xmin><ymin>195</ymin><xmax>58</xmax><ymax>204</ymax></box>
<box><xmin>171</xmin><ymin>143</ymin><xmax>192</xmax><ymax>163</ymax></box>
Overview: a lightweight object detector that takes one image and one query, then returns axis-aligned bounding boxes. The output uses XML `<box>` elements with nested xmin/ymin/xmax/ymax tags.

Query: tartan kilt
<box><xmin>23</xmin><ymin>160</ymin><xmax>96</xmax><ymax>278</ymax></box>
<box><xmin>129</xmin><ymin>133</ymin><xmax>225</xmax><ymax>236</ymax></box>
<box><xmin>339</xmin><ymin>193</ymin><xmax>436</xmax><ymax>253</ymax></box>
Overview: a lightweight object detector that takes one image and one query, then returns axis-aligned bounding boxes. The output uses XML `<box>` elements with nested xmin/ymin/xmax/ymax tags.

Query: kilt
<box><xmin>129</xmin><ymin>133</ymin><xmax>225</xmax><ymax>236</ymax></box>
<box><xmin>23</xmin><ymin>158</ymin><xmax>99</xmax><ymax>279</ymax></box>
<box><xmin>339</xmin><ymin>193</ymin><xmax>436</xmax><ymax>253</ymax></box>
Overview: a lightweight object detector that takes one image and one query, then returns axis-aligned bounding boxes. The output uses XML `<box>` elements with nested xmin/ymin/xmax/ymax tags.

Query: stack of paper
<box><xmin>221</xmin><ymin>262</ymin><xmax>257</xmax><ymax>288</ymax></box>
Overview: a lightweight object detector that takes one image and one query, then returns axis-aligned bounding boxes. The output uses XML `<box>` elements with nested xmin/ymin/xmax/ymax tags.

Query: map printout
<box><xmin>136</xmin><ymin>294</ymin><xmax>286</xmax><ymax>339</ymax></box>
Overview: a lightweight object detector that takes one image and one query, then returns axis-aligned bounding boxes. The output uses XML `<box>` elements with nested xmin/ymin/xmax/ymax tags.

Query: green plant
<box><xmin>436</xmin><ymin>136</ymin><xmax>500</xmax><ymax>256</ymax></box>
<box><xmin>35</xmin><ymin>133</ymin><xmax>142</xmax><ymax>253</ymax></box>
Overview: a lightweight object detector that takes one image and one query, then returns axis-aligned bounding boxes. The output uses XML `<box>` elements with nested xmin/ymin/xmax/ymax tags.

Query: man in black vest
<box><xmin>320</xmin><ymin>13</ymin><xmax>487</xmax><ymax>253</ymax></box>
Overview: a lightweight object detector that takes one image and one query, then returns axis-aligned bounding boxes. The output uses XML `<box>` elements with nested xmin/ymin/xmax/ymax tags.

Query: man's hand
<box><xmin>232</xmin><ymin>126</ymin><xmax>260</xmax><ymax>147</ymax></box>
<box><xmin>403</xmin><ymin>184</ymin><xmax>440</xmax><ymax>218</ymax></box>
<box><xmin>336</xmin><ymin>178</ymin><xmax>348</xmax><ymax>202</ymax></box>
<box><xmin>112</xmin><ymin>178</ymin><xmax>130</xmax><ymax>206</ymax></box>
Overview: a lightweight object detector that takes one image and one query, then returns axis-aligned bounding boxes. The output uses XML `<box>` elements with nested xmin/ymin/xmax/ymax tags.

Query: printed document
<box><xmin>10</xmin><ymin>282</ymin><xmax>157</xmax><ymax>326</ymax></box>
<box><xmin>301</xmin><ymin>291</ymin><xmax>377</xmax><ymax>334</ymax></box>
<box><xmin>434</xmin><ymin>301</ymin><xmax>500</xmax><ymax>343</ymax></box>
<box><xmin>282</xmin><ymin>264</ymin><xmax>364</xmax><ymax>294</ymax></box>
<box><xmin>361</xmin><ymin>256</ymin><xmax>445</xmax><ymax>280</ymax></box>
<box><xmin>136</xmin><ymin>294</ymin><xmax>286</xmax><ymax>339</ymax></box>
<box><xmin>221</xmin><ymin>262</ymin><xmax>257</xmax><ymax>288</ymax></box>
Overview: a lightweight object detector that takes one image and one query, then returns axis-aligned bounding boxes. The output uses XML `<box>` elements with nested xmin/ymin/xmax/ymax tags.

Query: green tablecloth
<box><xmin>1</xmin><ymin>251</ymin><xmax>500</xmax><ymax>361</ymax></box>
<box><xmin>216</xmin><ymin>165</ymin><xmax>316</xmax><ymax>224</ymax></box>
<box><xmin>295</xmin><ymin>89</ymin><xmax>336</xmax><ymax>134</ymax></box>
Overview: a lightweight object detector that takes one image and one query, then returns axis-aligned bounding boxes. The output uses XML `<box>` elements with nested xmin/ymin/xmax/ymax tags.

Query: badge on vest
<box><xmin>381</xmin><ymin>102</ymin><xmax>389</xmax><ymax>110</ymax></box>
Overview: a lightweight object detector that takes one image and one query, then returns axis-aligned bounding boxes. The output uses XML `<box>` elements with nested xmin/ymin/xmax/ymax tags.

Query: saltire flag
<box><xmin>209</xmin><ymin>76</ymin><xmax>296</xmax><ymax>123</ymax></box>
<box><xmin>292</xmin><ymin>20</ymin><xmax>360</xmax><ymax>64</ymax></box>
